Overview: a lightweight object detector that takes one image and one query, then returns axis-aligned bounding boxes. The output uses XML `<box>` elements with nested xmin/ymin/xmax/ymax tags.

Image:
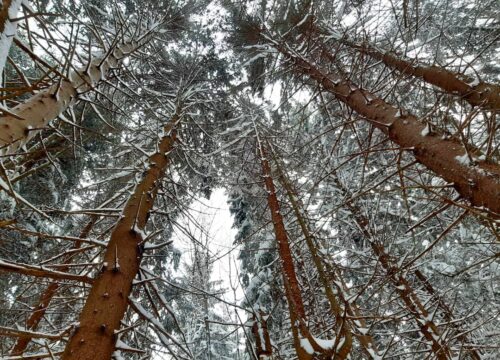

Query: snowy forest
<box><xmin>0</xmin><ymin>0</ymin><xmax>498</xmax><ymax>359</ymax></box>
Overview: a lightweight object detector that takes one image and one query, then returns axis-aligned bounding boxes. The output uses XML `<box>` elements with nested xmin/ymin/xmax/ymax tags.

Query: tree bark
<box><xmin>252</xmin><ymin>311</ymin><xmax>273</xmax><ymax>359</ymax></box>
<box><xmin>338</xmin><ymin>38</ymin><xmax>500</xmax><ymax>111</ymax></box>
<box><xmin>259</xmin><ymin>141</ymin><xmax>345</xmax><ymax>359</ymax></box>
<box><xmin>0</xmin><ymin>259</ymin><xmax>93</xmax><ymax>283</ymax></box>
<box><xmin>275</xmin><ymin>156</ymin><xmax>384</xmax><ymax>359</ymax></box>
<box><xmin>0</xmin><ymin>32</ymin><xmax>151</xmax><ymax>156</ymax></box>
<box><xmin>61</xmin><ymin>110</ymin><xmax>180</xmax><ymax>360</ymax></box>
<box><xmin>269</xmin><ymin>39</ymin><xmax>500</xmax><ymax>216</ymax></box>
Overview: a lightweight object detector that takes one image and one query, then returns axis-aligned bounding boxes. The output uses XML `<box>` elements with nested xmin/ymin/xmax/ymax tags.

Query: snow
<box><xmin>295</xmin><ymin>14</ymin><xmax>311</xmax><ymax>28</ymax></box>
<box><xmin>258</xmin><ymin>328</ymin><xmax>267</xmax><ymax>350</ymax></box>
<box><xmin>112</xmin><ymin>350</ymin><xmax>125</xmax><ymax>360</ymax></box>
<box><xmin>455</xmin><ymin>153</ymin><xmax>471</xmax><ymax>165</ymax></box>
<box><xmin>299</xmin><ymin>337</ymin><xmax>314</xmax><ymax>355</ymax></box>
<box><xmin>116</xmin><ymin>338</ymin><xmax>142</xmax><ymax>352</ymax></box>
<box><xmin>242</xmin><ymin>53</ymin><xmax>268</xmax><ymax>67</ymax></box>
<box><xmin>420</xmin><ymin>124</ymin><xmax>430</xmax><ymax>136</ymax></box>
<box><xmin>133</xmin><ymin>223</ymin><xmax>148</xmax><ymax>239</ymax></box>
<box><xmin>0</xmin><ymin>0</ymin><xmax>22</xmax><ymax>84</ymax></box>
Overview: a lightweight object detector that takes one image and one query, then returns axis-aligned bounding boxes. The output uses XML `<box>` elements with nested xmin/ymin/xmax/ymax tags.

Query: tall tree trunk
<box><xmin>336</xmin><ymin>37</ymin><xmax>500</xmax><ymax>111</ymax></box>
<box><xmin>258</xmin><ymin>138</ymin><xmax>346</xmax><ymax>359</ymax></box>
<box><xmin>10</xmin><ymin>217</ymin><xmax>96</xmax><ymax>356</ymax></box>
<box><xmin>0</xmin><ymin>31</ymin><xmax>152</xmax><ymax>156</ymax></box>
<box><xmin>61</xmin><ymin>109</ymin><xmax>181</xmax><ymax>360</ymax></box>
<box><xmin>0</xmin><ymin>0</ymin><xmax>22</xmax><ymax>85</ymax></box>
<box><xmin>274</xmin><ymin>155</ymin><xmax>382</xmax><ymax>359</ymax></box>
<box><xmin>268</xmin><ymin>38</ymin><xmax>500</xmax><ymax>216</ymax></box>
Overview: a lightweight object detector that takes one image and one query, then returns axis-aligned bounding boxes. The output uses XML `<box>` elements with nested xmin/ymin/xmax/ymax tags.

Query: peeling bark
<box><xmin>61</xmin><ymin>111</ymin><xmax>180</xmax><ymax>360</ymax></box>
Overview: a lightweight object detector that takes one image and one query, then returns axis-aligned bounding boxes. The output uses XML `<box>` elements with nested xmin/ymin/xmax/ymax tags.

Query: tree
<box><xmin>1</xmin><ymin>0</ymin><xmax>499</xmax><ymax>359</ymax></box>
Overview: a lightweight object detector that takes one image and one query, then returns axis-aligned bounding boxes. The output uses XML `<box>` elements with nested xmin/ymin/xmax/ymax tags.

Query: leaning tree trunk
<box><xmin>335</xmin><ymin>36</ymin><xmax>500</xmax><ymax>111</ymax></box>
<box><xmin>274</xmin><ymin>155</ymin><xmax>381</xmax><ymax>359</ymax></box>
<box><xmin>0</xmin><ymin>29</ymin><xmax>153</xmax><ymax>156</ymax></box>
<box><xmin>0</xmin><ymin>0</ymin><xmax>23</xmax><ymax>85</ymax></box>
<box><xmin>61</xmin><ymin>109</ymin><xmax>181</xmax><ymax>360</ymax></box>
<box><xmin>267</xmin><ymin>37</ymin><xmax>500</xmax><ymax>216</ymax></box>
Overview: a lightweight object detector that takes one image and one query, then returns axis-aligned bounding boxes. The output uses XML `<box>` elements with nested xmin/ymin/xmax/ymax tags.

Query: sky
<box><xmin>150</xmin><ymin>188</ymin><xmax>246</xmax><ymax>359</ymax></box>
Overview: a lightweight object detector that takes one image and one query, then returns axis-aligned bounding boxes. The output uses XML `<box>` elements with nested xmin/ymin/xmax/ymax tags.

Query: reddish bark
<box><xmin>341</xmin><ymin>39</ymin><xmax>500</xmax><ymax>111</ymax></box>
<box><xmin>0</xmin><ymin>259</ymin><xmax>93</xmax><ymax>283</ymax></box>
<box><xmin>61</xmin><ymin>112</ymin><xmax>180</xmax><ymax>360</ymax></box>
<box><xmin>260</xmin><ymin>146</ymin><xmax>345</xmax><ymax>359</ymax></box>
<box><xmin>272</xmin><ymin>41</ymin><xmax>500</xmax><ymax>216</ymax></box>
<box><xmin>252</xmin><ymin>311</ymin><xmax>273</xmax><ymax>358</ymax></box>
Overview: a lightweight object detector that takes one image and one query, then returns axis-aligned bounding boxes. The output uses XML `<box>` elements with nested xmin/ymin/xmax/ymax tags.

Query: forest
<box><xmin>0</xmin><ymin>0</ymin><xmax>498</xmax><ymax>359</ymax></box>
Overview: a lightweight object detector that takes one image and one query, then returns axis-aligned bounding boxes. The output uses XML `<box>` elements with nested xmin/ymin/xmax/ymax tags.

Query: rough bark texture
<box><xmin>0</xmin><ymin>37</ymin><xmax>142</xmax><ymax>155</ymax></box>
<box><xmin>260</xmin><ymin>151</ymin><xmax>310</xmax><ymax>359</ymax></box>
<box><xmin>275</xmin><ymin>159</ymin><xmax>386</xmax><ymax>358</ymax></box>
<box><xmin>61</xmin><ymin>112</ymin><xmax>180</xmax><ymax>360</ymax></box>
<box><xmin>340</xmin><ymin>39</ymin><xmax>500</xmax><ymax>111</ymax></box>
<box><xmin>10</xmin><ymin>218</ymin><xmax>96</xmax><ymax>356</ymax></box>
<box><xmin>272</xmin><ymin>40</ymin><xmax>500</xmax><ymax>216</ymax></box>
<box><xmin>0</xmin><ymin>0</ymin><xmax>22</xmax><ymax>85</ymax></box>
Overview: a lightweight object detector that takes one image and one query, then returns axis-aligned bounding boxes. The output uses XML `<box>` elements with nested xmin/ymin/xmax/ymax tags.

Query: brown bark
<box><xmin>0</xmin><ymin>33</ymin><xmax>149</xmax><ymax>155</ymax></box>
<box><xmin>259</xmin><ymin>143</ymin><xmax>344</xmax><ymax>359</ymax></box>
<box><xmin>252</xmin><ymin>311</ymin><xmax>273</xmax><ymax>359</ymax></box>
<box><xmin>61</xmin><ymin>111</ymin><xmax>180</xmax><ymax>360</ymax></box>
<box><xmin>259</xmin><ymin>149</ymin><xmax>310</xmax><ymax>360</ymax></box>
<box><xmin>340</xmin><ymin>39</ymin><xmax>500</xmax><ymax>111</ymax></box>
<box><xmin>271</xmin><ymin>40</ymin><xmax>500</xmax><ymax>216</ymax></box>
<box><xmin>10</xmin><ymin>218</ymin><xmax>96</xmax><ymax>356</ymax></box>
<box><xmin>275</xmin><ymin>157</ymin><xmax>385</xmax><ymax>358</ymax></box>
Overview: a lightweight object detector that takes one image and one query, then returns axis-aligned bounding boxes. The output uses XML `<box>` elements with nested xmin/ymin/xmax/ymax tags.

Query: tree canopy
<box><xmin>0</xmin><ymin>0</ymin><xmax>498</xmax><ymax>359</ymax></box>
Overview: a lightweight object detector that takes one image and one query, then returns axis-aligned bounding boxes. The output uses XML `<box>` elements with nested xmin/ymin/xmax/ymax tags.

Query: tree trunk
<box><xmin>274</xmin><ymin>156</ymin><xmax>384</xmax><ymax>359</ymax></box>
<box><xmin>337</xmin><ymin>38</ymin><xmax>500</xmax><ymax>111</ymax></box>
<box><xmin>329</xmin><ymin>174</ymin><xmax>481</xmax><ymax>359</ymax></box>
<box><xmin>259</xmin><ymin>141</ymin><xmax>345</xmax><ymax>359</ymax></box>
<box><xmin>61</xmin><ymin>110</ymin><xmax>181</xmax><ymax>360</ymax></box>
<box><xmin>0</xmin><ymin>32</ymin><xmax>151</xmax><ymax>156</ymax></box>
<box><xmin>269</xmin><ymin>39</ymin><xmax>500</xmax><ymax>216</ymax></box>
<box><xmin>252</xmin><ymin>311</ymin><xmax>273</xmax><ymax>359</ymax></box>
<box><xmin>0</xmin><ymin>0</ymin><xmax>22</xmax><ymax>85</ymax></box>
